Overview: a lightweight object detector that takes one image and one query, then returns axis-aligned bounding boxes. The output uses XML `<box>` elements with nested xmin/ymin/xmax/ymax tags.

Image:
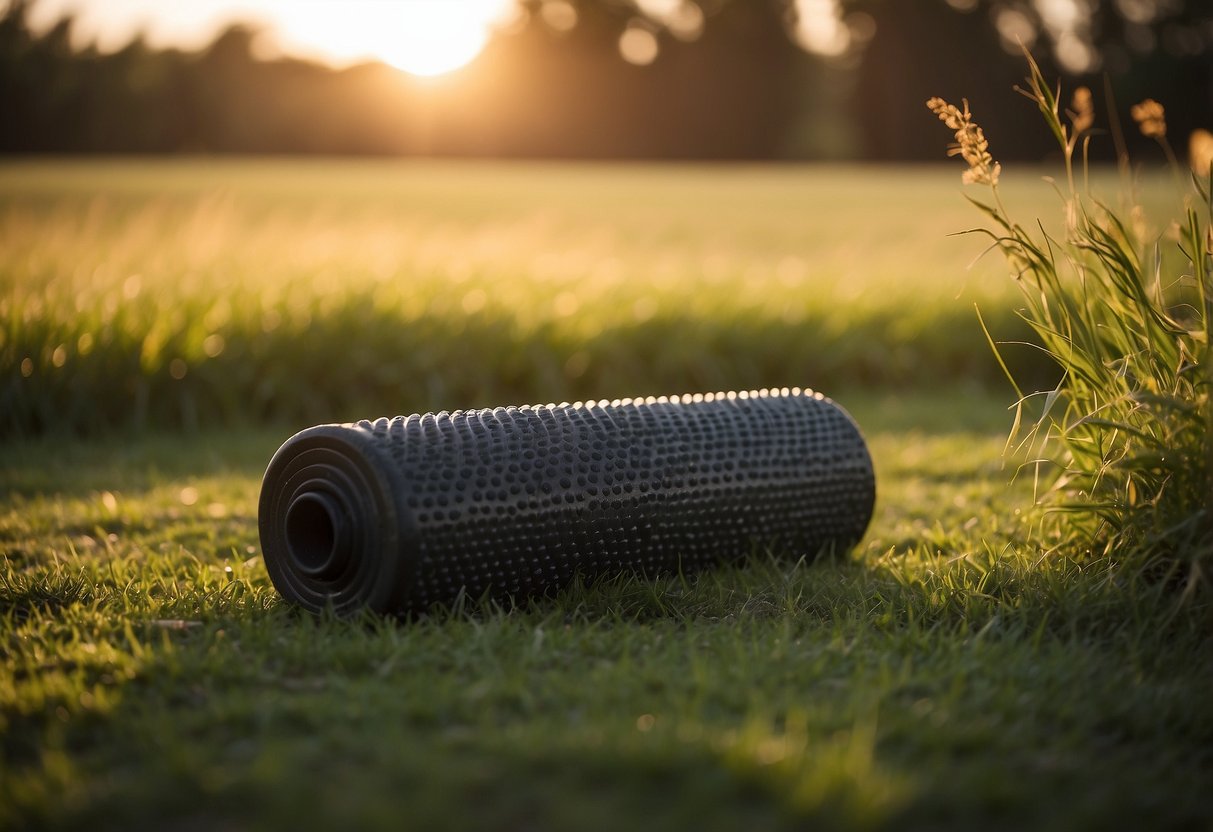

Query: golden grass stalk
<box><xmin>929</xmin><ymin>51</ymin><xmax>1213</xmax><ymax>599</ymax></box>
<box><xmin>926</xmin><ymin>97</ymin><xmax>1001</xmax><ymax>187</ymax></box>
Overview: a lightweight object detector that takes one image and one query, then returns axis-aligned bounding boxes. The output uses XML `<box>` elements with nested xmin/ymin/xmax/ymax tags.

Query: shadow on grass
<box><xmin>0</xmin><ymin>429</ymin><xmax>281</xmax><ymax>501</ymax></box>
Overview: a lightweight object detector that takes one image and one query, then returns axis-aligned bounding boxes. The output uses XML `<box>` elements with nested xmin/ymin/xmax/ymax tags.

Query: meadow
<box><xmin>0</xmin><ymin>158</ymin><xmax>1085</xmax><ymax>434</ymax></box>
<box><xmin>2</xmin><ymin>159</ymin><xmax>1211</xmax><ymax>830</ymax></box>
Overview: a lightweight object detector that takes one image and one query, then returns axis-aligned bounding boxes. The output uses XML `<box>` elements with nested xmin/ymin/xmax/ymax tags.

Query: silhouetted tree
<box><xmin>844</xmin><ymin>0</ymin><xmax>1211</xmax><ymax>161</ymax></box>
<box><xmin>0</xmin><ymin>0</ymin><xmax>1207</xmax><ymax>159</ymax></box>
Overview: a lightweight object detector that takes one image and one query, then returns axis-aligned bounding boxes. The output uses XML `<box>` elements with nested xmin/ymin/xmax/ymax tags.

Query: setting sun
<box><xmin>272</xmin><ymin>0</ymin><xmax>516</xmax><ymax>77</ymax></box>
<box><xmin>26</xmin><ymin>0</ymin><xmax>517</xmax><ymax>77</ymax></box>
<box><xmin>381</xmin><ymin>1</ymin><xmax>503</xmax><ymax>76</ymax></box>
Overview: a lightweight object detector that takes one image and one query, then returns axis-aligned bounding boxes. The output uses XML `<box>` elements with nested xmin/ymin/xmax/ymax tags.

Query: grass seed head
<box><xmin>926</xmin><ymin>97</ymin><xmax>1001</xmax><ymax>186</ymax></box>
<box><xmin>1069</xmin><ymin>86</ymin><xmax>1094</xmax><ymax>136</ymax></box>
<box><xmin>1190</xmin><ymin>128</ymin><xmax>1213</xmax><ymax>176</ymax></box>
<box><xmin>1131</xmin><ymin>99</ymin><xmax>1167</xmax><ymax>139</ymax></box>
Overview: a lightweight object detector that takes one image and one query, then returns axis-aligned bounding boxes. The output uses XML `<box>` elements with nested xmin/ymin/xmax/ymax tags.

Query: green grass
<box><xmin>3</xmin><ymin>160</ymin><xmax>1211</xmax><ymax>829</ymax></box>
<box><xmin>0</xmin><ymin>158</ymin><xmax>1175</xmax><ymax>435</ymax></box>
<box><xmin>929</xmin><ymin>62</ymin><xmax>1211</xmax><ymax>587</ymax></box>
<box><xmin>4</xmin><ymin>389</ymin><xmax>1212</xmax><ymax>831</ymax></box>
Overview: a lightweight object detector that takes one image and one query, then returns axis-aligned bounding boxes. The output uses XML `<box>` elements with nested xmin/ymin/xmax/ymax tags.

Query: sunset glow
<box><xmin>272</xmin><ymin>0</ymin><xmax>516</xmax><ymax>77</ymax></box>
<box><xmin>24</xmin><ymin>0</ymin><xmax>518</xmax><ymax>77</ymax></box>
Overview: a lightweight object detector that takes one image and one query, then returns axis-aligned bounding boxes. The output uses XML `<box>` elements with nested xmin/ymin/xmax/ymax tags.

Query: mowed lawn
<box><xmin>2</xmin><ymin>160</ymin><xmax>1211</xmax><ymax>830</ymax></box>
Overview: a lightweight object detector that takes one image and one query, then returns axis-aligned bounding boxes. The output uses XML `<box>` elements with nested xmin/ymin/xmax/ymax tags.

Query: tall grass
<box><xmin>2</xmin><ymin>161</ymin><xmax>1074</xmax><ymax>436</ymax></box>
<box><xmin>930</xmin><ymin>54</ymin><xmax>1212</xmax><ymax>592</ymax></box>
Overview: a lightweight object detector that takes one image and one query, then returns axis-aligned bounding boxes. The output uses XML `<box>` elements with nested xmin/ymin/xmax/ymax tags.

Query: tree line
<box><xmin>2</xmin><ymin>0</ymin><xmax>1209</xmax><ymax>160</ymax></box>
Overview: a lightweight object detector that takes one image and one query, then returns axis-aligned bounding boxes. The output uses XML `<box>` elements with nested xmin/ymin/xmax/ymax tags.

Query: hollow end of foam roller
<box><xmin>284</xmin><ymin>490</ymin><xmax>351</xmax><ymax>580</ymax></box>
<box><xmin>257</xmin><ymin>424</ymin><xmax>411</xmax><ymax>616</ymax></box>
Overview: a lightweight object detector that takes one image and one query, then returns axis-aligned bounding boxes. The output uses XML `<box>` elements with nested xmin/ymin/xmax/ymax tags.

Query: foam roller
<box><xmin>258</xmin><ymin>388</ymin><xmax>875</xmax><ymax>615</ymax></box>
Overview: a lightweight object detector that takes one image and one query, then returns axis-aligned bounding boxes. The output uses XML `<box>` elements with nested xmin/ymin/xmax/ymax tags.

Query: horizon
<box><xmin>16</xmin><ymin>0</ymin><xmax>864</xmax><ymax>74</ymax></box>
<box><xmin>17</xmin><ymin>0</ymin><xmax>520</xmax><ymax>76</ymax></box>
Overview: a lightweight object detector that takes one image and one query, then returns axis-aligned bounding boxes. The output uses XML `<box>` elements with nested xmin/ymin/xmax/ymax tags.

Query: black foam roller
<box><xmin>258</xmin><ymin>388</ymin><xmax>875</xmax><ymax>615</ymax></box>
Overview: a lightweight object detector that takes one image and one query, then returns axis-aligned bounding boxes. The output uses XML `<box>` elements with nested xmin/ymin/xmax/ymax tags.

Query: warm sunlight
<box><xmin>24</xmin><ymin>0</ymin><xmax>518</xmax><ymax>77</ymax></box>
<box><xmin>273</xmin><ymin>0</ymin><xmax>516</xmax><ymax>77</ymax></box>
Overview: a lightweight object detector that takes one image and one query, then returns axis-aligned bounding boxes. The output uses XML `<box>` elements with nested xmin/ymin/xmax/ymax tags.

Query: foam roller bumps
<box><xmin>258</xmin><ymin>388</ymin><xmax>876</xmax><ymax>615</ymax></box>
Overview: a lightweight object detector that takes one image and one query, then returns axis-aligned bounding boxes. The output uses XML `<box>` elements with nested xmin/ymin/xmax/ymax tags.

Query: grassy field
<box><xmin>3</xmin><ymin>160</ymin><xmax>1212</xmax><ymax>830</ymax></box>
<box><xmin>0</xmin><ymin>156</ymin><xmax>1140</xmax><ymax>434</ymax></box>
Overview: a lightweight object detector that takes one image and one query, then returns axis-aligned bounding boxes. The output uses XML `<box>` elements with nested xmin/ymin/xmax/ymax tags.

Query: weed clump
<box><xmin>929</xmin><ymin>53</ymin><xmax>1212</xmax><ymax>596</ymax></box>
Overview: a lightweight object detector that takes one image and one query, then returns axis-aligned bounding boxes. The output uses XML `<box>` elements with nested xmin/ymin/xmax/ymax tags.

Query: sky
<box><xmin>12</xmin><ymin>0</ymin><xmax>1095</xmax><ymax>76</ymax></box>
<box><xmin>15</xmin><ymin>0</ymin><xmax>871</xmax><ymax>75</ymax></box>
<box><xmin>19</xmin><ymin>0</ymin><xmax>521</xmax><ymax>76</ymax></box>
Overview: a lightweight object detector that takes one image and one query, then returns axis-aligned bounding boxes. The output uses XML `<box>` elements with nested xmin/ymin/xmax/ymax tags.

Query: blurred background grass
<box><xmin>4</xmin><ymin>158</ymin><xmax>1180</xmax><ymax>435</ymax></box>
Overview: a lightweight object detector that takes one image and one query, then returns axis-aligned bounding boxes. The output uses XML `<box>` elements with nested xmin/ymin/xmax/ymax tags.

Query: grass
<box><xmin>4</xmin><ymin>389</ymin><xmax>1213</xmax><ymax>830</ymax></box>
<box><xmin>0</xmin><ymin>158</ymin><xmax>1176</xmax><ymax>434</ymax></box>
<box><xmin>3</xmin><ymin>160</ymin><xmax>1212</xmax><ymax>829</ymax></box>
<box><xmin>930</xmin><ymin>57</ymin><xmax>1212</xmax><ymax>588</ymax></box>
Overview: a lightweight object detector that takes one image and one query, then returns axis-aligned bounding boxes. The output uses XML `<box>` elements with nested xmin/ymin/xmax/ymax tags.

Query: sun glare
<box><xmin>270</xmin><ymin>0</ymin><xmax>515</xmax><ymax>77</ymax></box>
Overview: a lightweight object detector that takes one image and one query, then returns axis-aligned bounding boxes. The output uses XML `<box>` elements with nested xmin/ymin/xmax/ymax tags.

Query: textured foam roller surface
<box><xmin>258</xmin><ymin>388</ymin><xmax>875</xmax><ymax>615</ymax></box>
